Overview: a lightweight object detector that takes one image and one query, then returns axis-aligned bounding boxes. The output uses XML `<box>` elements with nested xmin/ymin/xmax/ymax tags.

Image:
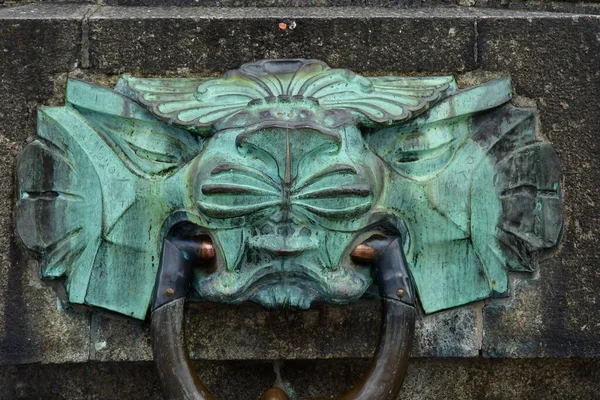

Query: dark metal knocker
<box><xmin>151</xmin><ymin>235</ymin><xmax>416</xmax><ymax>400</ymax></box>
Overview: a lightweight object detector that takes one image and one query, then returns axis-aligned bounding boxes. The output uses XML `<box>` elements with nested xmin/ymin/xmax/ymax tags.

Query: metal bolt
<box><xmin>396</xmin><ymin>288</ymin><xmax>405</xmax><ymax>298</ymax></box>
<box><xmin>350</xmin><ymin>244</ymin><xmax>378</xmax><ymax>264</ymax></box>
<box><xmin>166</xmin><ymin>287</ymin><xmax>175</xmax><ymax>297</ymax></box>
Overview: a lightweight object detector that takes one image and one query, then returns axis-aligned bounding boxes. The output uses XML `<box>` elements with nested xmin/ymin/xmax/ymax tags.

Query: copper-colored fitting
<box><xmin>261</xmin><ymin>387</ymin><xmax>290</xmax><ymax>400</ymax></box>
<box><xmin>196</xmin><ymin>237</ymin><xmax>216</xmax><ymax>261</ymax></box>
<box><xmin>350</xmin><ymin>244</ymin><xmax>378</xmax><ymax>264</ymax></box>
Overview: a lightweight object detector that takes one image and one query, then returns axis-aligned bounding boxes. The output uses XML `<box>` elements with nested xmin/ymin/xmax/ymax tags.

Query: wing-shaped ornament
<box><xmin>120</xmin><ymin>59</ymin><xmax>455</xmax><ymax>133</ymax></box>
<box><xmin>367</xmin><ymin>76</ymin><xmax>562</xmax><ymax>313</ymax></box>
<box><xmin>16</xmin><ymin>79</ymin><xmax>203</xmax><ymax>318</ymax></box>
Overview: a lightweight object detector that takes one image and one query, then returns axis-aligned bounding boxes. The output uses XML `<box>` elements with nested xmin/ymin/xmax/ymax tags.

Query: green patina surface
<box><xmin>15</xmin><ymin>59</ymin><xmax>563</xmax><ymax>319</ymax></box>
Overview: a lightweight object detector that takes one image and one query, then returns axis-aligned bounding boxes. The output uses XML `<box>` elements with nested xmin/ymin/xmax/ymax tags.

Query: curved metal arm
<box><xmin>151</xmin><ymin>236</ymin><xmax>415</xmax><ymax>400</ymax></box>
<box><xmin>152</xmin><ymin>299</ymin><xmax>214</xmax><ymax>400</ymax></box>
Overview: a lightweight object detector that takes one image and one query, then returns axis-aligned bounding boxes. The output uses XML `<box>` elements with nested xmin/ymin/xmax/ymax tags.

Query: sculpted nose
<box><xmin>249</xmin><ymin>222</ymin><xmax>317</xmax><ymax>256</ymax></box>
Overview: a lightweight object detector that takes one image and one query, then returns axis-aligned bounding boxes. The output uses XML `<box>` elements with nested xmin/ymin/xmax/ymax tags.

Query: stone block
<box><xmin>4</xmin><ymin>359</ymin><xmax>599</xmax><ymax>399</ymax></box>
<box><xmin>0</xmin><ymin>240</ymin><xmax>91</xmax><ymax>365</ymax></box>
<box><xmin>0</xmin><ymin>361</ymin><xmax>164</xmax><ymax>399</ymax></box>
<box><xmin>0</xmin><ymin>4</ymin><xmax>93</xmax><ymax>365</ymax></box>
<box><xmin>101</xmin><ymin>0</ymin><xmax>456</xmax><ymax>6</ymax></box>
<box><xmin>92</xmin><ymin>299</ymin><xmax>481</xmax><ymax>362</ymax></box>
<box><xmin>0</xmin><ymin>3</ymin><xmax>91</xmax><ymax>142</ymax></box>
<box><xmin>282</xmin><ymin>359</ymin><xmax>600</xmax><ymax>399</ymax></box>
<box><xmin>88</xmin><ymin>7</ymin><xmax>477</xmax><ymax>74</ymax></box>
<box><xmin>91</xmin><ymin>313</ymin><xmax>152</xmax><ymax>362</ymax></box>
<box><xmin>478</xmin><ymin>12</ymin><xmax>600</xmax><ymax>358</ymax></box>
<box><xmin>184</xmin><ymin>300</ymin><xmax>480</xmax><ymax>359</ymax></box>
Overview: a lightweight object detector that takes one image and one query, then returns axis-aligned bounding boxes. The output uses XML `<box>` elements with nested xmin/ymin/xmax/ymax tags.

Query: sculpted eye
<box><xmin>196</xmin><ymin>164</ymin><xmax>280</xmax><ymax>218</ymax></box>
<box><xmin>197</xmin><ymin>158</ymin><xmax>375</xmax><ymax>222</ymax></box>
<box><xmin>125</xmin><ymin>139</ymin><xmax>181</xmax><ymax>166</ymax></box>
<box><xmin>368</xmin><ymin>122</ymin><xmax>466</xmax><ymax>181</ymax></box>
<box><xmin>392</xmin><ymin>128</ymin><xmax>455</xmax><ymax>164</ymax></box>
<box><xmin>291</xmin><ymin>164</ymin><xmax>374</xmax><ymax>220</ymax></box>
<box><xmin>202</xmin><ymin>184</ymin><xmax>277</xmax><ymax>196</ymax></box>
<box><xmin>293</xmin><ymin>185</ymin><xmax>371</xmax><ymax>199</ymax></box>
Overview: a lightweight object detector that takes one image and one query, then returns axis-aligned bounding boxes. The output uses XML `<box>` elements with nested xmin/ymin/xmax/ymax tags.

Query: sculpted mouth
<box><xmin>194</xmin><ymin>263</ymin><xmax>322</xmax><ymax>299</ymax></box>
<box><xmin>248</xmin><ymin>273</ymin><xmax>323</xmax><ymax>309</ymax></box>
<box><xmin>193</xmin><ymin>260</ymin><xmax>372</xmax><ymax>309</ymax></box>
<box><xmin>249</xmin><ymin>271</ymin><xmax>322</xmax><ymax>295</ymax></box>
<box><xmin>188</xmin><ymin>218</ymin><xmax>404</xmax><ymax>310</ymax></box>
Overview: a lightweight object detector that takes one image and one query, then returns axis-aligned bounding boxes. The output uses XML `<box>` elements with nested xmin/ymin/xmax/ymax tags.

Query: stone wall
<box><xmin>3</xmin><ymin>359</ymin><xmax>600</xmax><ymax>399</ymax></box>
<box><xmin>0</xmin><ymin>3</ymin><xmax>599</xmax><ymax>399</ymax></box>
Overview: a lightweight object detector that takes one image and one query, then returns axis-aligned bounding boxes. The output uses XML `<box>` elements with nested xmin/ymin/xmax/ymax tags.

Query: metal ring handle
<box><xmin>151</xmin><ymin>237</ymin><xmax>415</xmax><ymax>400</ymax></box>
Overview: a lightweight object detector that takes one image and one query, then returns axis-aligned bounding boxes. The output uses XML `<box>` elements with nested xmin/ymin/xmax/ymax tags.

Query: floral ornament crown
<box><xmin>118</xmin><ymin>59</ymin><xmax>455</xmax><ymax>136</ymax></box>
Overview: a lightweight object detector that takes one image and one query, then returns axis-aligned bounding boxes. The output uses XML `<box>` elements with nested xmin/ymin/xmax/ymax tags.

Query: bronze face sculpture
<box><xmin>16</xmin><ymin>59</ymin><xmax>562</xmax><ymax>399</ymax></box>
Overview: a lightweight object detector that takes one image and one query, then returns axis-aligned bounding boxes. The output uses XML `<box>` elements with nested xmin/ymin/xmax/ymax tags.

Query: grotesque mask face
<box><xmin>16</xmin><ymin>59</ymin><xmax>562</xmax><ymax>319</ymax></box>
<box><xmin>190</xmin><ymin>124</ymin><xmax>385</xmax><ymax>308</ymax></box>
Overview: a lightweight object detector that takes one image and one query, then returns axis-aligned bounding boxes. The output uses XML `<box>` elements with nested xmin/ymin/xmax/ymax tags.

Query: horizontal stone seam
<box><xmin>0</xmin><ymin>3</ymin><xmax>94</xmax><ymax>19</ymax></box>
<box><xmin>88</xmin><ymin>6</ymin><xmax>600</xmax><ymax>19</ymax></box>
<box><xmin>2</xmin><ymin>4</ymin><xmax>600</xmax><ymax>19</ymax></box>
<box><xmin>4</xmin><ymin>355</ymin><xmax>600</xmax><ymax>366</ymax></box>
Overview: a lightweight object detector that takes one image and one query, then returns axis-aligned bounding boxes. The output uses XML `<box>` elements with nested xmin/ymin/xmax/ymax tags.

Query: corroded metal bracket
<box><xmin>152</xmin><ymin>235</ymin><xmax>415</xmax><ymax>400</ymax></box>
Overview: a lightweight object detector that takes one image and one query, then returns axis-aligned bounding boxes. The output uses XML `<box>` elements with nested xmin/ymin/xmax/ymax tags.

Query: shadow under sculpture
<box><xmin>15</xmin><ymin>59</ymin><xmax>563</xmax><ymax>399</ymax></box>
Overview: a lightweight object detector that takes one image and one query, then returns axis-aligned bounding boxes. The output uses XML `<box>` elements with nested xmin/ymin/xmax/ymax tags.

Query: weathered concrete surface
<box><xmin>0</xmin><ymin>4</ymin><xmax>598</xmax><ymax>370</ymax></box>
<box><xmin>284</xmin><ymin>358</ymin><xmax>600</xmax><ymax>399</ymax></box>
<box><xmin>0</xmin><ymin>3</ymin><xmax>92</xmax><ymax>365</ymax></box>
<box><xmin>90</xmin><ymin>313</ymin><xmax>152</xmax><ymax>362</ymax></box>
<box><xmin>477</xmin><ymin>12</ymin><xmax>600</xmax><ymax>358</ymax></box>
<box><xmin>4</xmin><ymin>0</ymin><xmax>600</xmax><ymax>14</ymax></box>
<box><xmin>87</xmin><ymin>7</ymin><xmax>477</xmax><ymax>74</ymax></box>
<box><xmin>183</xmin><ymin>301</ymin><xmax>481</xmax><ymax>359</ymax></box>
<box><xmin>91</xmin><ymin>300</ymin><xmax>481</xmax><ymax>361</ymax></box>
<box><xmin>473</xmin><ymin>0</ymin><xmax>600</xmax><ymax>14</ymax></box>
<box><xmin>0</xmin><ymin>3</ymin><xmax>90</xmax><ymax>142</ymax></box>
<box><xmin>1</xmin><ymin>359</ymin><xmax>599</xmax><ymax>399</ymax></box>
